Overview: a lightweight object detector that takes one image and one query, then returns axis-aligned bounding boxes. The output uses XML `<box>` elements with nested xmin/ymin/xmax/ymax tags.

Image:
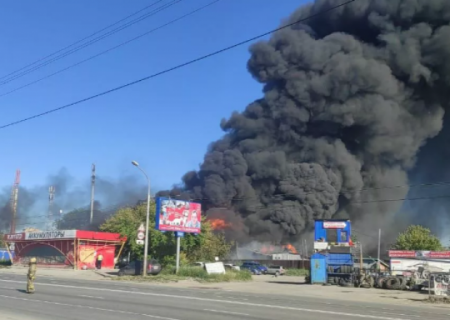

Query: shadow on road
<box><xmin>16</xmin><ymin>289</ymin><xmax>28</xmax><ymax>294</ymax></box>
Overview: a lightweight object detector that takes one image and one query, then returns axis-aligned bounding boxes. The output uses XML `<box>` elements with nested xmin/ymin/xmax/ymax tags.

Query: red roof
<box><xmin>76</xmin><ymin>230</ymin><xmax>127</xmax><ymax>241</ymax></box>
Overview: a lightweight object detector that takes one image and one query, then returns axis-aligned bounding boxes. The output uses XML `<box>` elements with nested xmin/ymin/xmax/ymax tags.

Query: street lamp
<box><xmin>132</xmin><ymin>160</ymin><xmax>151</xmax><ymax>276</ymax></box>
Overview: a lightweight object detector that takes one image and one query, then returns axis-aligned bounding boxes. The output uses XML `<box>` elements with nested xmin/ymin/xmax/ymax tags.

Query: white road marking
<box><xmin>0</xmin><ymin>280</ymin><xmax>413</xmax><ymax>320</ymax></box>
<box><xmin>370</xmin><ymin>311</ymin><xmax>419</xmax><ymax>318</ymax></box>
<box><xmin>0</xmin><ymin>294</ymin><xmax>178</xmax><ymax>320</ymax></box>
<box><xmin>204</xmin><ymin>309</ymin><xmax>250</xmax><ymax>316</ymax></box>
<box><xmin>78</xmin><ymin>294</ymin><xmax>104</xmax><ymax>299</ymax></box>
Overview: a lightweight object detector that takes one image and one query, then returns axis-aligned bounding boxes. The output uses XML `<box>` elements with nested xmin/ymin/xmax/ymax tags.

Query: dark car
<box><xmin>242</xmin><ymin>262</ymin><xmax>268</xmax><ymax>274</ymax></box>
<box><xmin>118</xmin><ymin>259</ymin><xmax>162</xmax><ymax>276</ymax></box>
<box><xmin>240</xmin><ymin>262</ymin><xmax>263</xmax><ymax>275</ymax></box>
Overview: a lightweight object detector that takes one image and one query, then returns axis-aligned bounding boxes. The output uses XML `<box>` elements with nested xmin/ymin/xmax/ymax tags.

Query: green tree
<box><xmin>392</xmin><ymin>225</ymin><xmax>443</xmax><ymax>251</ymax></box>
<box><xmin>100</xmin><ymin>203</ymin><xmax>232</xmax><ymax>264</ymax></box>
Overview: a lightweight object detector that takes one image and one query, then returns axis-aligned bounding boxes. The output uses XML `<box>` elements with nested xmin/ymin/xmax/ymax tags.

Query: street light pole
<box><xmin>132</xmin><ymin>160</ymin><xmax>151</xmax><ymax>277</ymax></box>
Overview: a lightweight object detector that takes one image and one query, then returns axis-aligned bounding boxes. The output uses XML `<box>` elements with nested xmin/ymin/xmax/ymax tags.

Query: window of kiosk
<box><xmin>340</xmin><ymin>231</ymin><xmax>347</xmax><ymax>242</ymax></box>
<box><xmin>326</xmin><ymin>229</ymin><xmax>338</xmax><ymax>243</ymax></box>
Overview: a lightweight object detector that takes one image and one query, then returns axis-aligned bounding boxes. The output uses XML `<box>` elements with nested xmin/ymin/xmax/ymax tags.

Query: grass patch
<box><xmin>285</xmin><ymin>268</ymin><xmax>309</xmax><ymax>276</ymax></box>
<box><xmin>114</xmin><ymin>266</ymin><xmax>252</xmax><ymax>283</ymax></box>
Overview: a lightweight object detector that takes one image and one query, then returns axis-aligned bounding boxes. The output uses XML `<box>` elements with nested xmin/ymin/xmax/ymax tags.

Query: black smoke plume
<box><xmin>160</xmin><ymin>0</ymin><xmax>450</xmax><ymax>249</ymax></box>
<box><xmin>0</xmin><ymin>167</ymin><xmax>147</xmax><ymax>232</ymax></box>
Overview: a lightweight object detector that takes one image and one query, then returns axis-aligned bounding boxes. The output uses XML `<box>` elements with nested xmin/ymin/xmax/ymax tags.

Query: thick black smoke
<box><xmin>161</xmin><ymin>0</ymin><xmax>450</xmax><ymax>248</ymax></box>
<box><xmin>0</xmin><ymin>167</ymin><xmax>147</xmax><ymax>232</ymax></box>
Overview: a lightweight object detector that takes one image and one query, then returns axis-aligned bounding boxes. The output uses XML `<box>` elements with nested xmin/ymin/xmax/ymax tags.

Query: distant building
<box><xmin>272</xmin><ymin>253</ymin><xmax>302</xmax><ymax>260</ymax></box>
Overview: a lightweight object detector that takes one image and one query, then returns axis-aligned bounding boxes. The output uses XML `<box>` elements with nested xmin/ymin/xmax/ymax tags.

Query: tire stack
<box><xmin>377</xmin><ymin>276</ymin><xmax>408</xmax><ymax>290</ymax></box>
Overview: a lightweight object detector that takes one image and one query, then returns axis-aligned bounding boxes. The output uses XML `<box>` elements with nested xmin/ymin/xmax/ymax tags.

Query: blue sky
<box><xmin>0</xmin><ymin>0</ymin><xmax>307</xmax><ymax>194</ymax></box>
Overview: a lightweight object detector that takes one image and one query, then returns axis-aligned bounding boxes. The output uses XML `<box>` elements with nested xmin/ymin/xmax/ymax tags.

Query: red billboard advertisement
<box><xmin>155</xmin><ymin>197</ymin><xmax>201</xmax><ymax>233</ymax></box>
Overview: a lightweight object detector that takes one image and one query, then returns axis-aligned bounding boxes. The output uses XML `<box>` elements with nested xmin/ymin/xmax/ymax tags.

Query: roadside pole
<box><xmin>175</xmin><ymin>231</ymin><xmax>184</xmax><ymax>274</ymax></box>
<box><xmin>377</xmin><ymin>229</ymin><xmax>381</xmax><ymax>271</ymax></box>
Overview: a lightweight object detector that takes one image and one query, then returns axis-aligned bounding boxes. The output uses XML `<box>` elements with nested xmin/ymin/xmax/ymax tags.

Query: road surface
<box><xmin>0</xmin><ymin>273</ymin><xmax>448</xmax><ymax>320</ymax></box>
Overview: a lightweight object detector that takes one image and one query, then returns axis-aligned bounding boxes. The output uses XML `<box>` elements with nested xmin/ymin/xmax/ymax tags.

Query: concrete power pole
<box><xmin>90</xmin><ymin>164</ymin><xmax>96</xmax><ymax>224</ymax></box>
<box><xmin>48</xmin><ymin>186</ymin><xmax>55</xmax><ymax>218</ymax></box>
<box><xmin>10</xmin><ymin>170</ymin><xmax>20</xmax><ymax>234</ymax></box>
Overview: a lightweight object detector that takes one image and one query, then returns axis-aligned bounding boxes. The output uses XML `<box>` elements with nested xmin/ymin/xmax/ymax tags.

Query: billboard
<box><xmin>155</xmin><ymin>197</ymin><xmax>201</xmax><ymax>233</ymax></box>
<box><xmin>389</xmin><ymin>250</ymin><xmax>450</xmax><ymax>259</ymax></box>
<box><xmin>390</xmin><ymin>258</ymin><xmax>450</xmax><ymax>278</ymax></box>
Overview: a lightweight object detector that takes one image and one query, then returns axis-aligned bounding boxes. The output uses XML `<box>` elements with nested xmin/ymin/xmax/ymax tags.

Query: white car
<box><xmin>266</xmin><ymin>265</ymin><xmax>285</xmax><ymax>276</ymax></box>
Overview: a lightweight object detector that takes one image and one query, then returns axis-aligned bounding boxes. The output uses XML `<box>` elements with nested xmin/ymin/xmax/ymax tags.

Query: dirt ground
<box><xmin>1</xmin><ymin>267</ymin><xmax>446</xmax><ymax>307</ymax></box>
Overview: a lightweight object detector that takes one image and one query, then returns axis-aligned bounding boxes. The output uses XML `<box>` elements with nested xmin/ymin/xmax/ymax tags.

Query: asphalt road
<box><xmin>0</xmin><ymin>273</ymin><xmax>449</xmax><ymax>320</ymax></box>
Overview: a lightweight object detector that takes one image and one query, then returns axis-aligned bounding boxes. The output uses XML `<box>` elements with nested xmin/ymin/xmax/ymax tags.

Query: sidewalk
<box><xmin>0</xmin><ymin>266</ymin><xmax>110</xmax><ymax>280</ymax></box>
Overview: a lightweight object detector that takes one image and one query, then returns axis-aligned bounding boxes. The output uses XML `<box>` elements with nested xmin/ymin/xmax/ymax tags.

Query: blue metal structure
<box><xmin>312</xmin><ymin>219</ymin><xmax>355</xmax><ymax>285</ymax></box>
<box><xmin>314</xmin><ymin>219</ymin><xmax>351</xmax><ymax>244</ymax></box>
<box><xmin>0</xmin><ymin>249</ymin><xmax>14</xmax><ymax>260</ymax></box>
<box><xmin>310</xmin><ymin>252</ymin><xmax>327</xmax><ymax>284</ymax></box>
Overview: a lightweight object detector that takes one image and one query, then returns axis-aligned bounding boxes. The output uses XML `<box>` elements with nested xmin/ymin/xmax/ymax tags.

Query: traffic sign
<box><xmin>136</xmin><ymin>240</ymin><xmax>144</xmax><ymax>245</ymax></box>
<box><xmin>138</xmin><ymin>223</ymin><xmax>145</xmax><ymax>232</ymax></box>
<box><xmin>137</xmin><ymin>231</ymin><xmax>145</xmax><ymax>240</ymax></box>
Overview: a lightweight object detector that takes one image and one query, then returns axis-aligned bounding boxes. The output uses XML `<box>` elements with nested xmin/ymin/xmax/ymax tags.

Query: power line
<box><xmin>0</xmin><ymin>0</ymin><xmax>356</xmax><ymax>130</ymax></box>
<box><xmin>10</xmin><ymin>189</ymin><xmax>450</xmax><ymax>225</ymax></box>
<box><xmin>0</xmin><ymin>0</ymin><xmax>167</xmax><ymax>82</ymax></box>
<box><xmin>10</xmin><ymin>177</ymin><xmax>450</xmax><ymax>224</ymax></box>
<box><xmin>166</xmin><ymin>179</ymin><xmax>450</xmax><ymax>202</ymax></box>
<box><xmin>0</xmin><ymin>0</ymin><xmax>182</xmax><ymax>87</ymax></box>
<box><xmin>0</xmin><ymin>0</ymin><xmax>221</xmax><ymax>99</ymax></box>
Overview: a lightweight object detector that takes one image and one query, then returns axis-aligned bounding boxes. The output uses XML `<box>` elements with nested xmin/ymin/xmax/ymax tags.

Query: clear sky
<box><xmin>0</xmin><ymin>0</ymin><xmax>307</xmax><ymax>195</ymax></box>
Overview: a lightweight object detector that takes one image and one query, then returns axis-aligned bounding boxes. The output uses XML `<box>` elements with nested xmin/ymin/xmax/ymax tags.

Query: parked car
<box><xmin>224</xmin><ymin>263</ymin><xmax>240</xmax><ymax>271</ymax></box>
<box><xmin>241</xmin><ymin>262</ymin><xmax>268</xmax><ymax>274</ymax></box>
<box><xmin>118</xmin><ymin>259</ymin><xmax>162</xmax><ymax>276</ymax></box>
<box><xmin>240</xmin><ymin>263</ymin><xmax>262</xmax><ymax>275</ymax></box>
<box><xmin>266</xmin><ymin>265</ymin><xmax>285</xmax><ymax>276</ymax></box>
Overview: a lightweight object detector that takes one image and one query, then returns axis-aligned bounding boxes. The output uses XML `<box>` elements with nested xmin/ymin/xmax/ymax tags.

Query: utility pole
<box><xmin>377</xmin><ymin>228</ymin><xmax>381</xmax><ymax>271</ymax></box>
<box><xmin>90</xmin><ymin>164</ymin><xmax>96</xmax><ymax>224</ymax></box>
<box><xmin>10</xmin><ymin>170</ymin><xmax>20</xmax><ymax>234</ymax></box>
<box><xmin>48</xmin><ymin>186</ymin><xmax>55</xmax><ymax>218</ymax></box>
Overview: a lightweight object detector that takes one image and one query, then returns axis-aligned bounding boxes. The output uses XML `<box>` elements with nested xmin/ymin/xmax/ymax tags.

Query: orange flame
<box><xmin>209</xmin><ymin>218</ymin><xmax>232</xmax><ymax>230</ymax></box>
<box><xmin>259</xmin><ymin>243</ymin><xmax>298</xmax><ymax>255</ymax></box>
<box><xmin>283</xmin><ymin>243</ymin><xmax>299</xmax><ymax>254</ymax></box>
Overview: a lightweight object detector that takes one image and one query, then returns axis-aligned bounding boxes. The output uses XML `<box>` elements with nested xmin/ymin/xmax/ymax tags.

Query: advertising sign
<box><xmin>25</xmin><ymin>230</ymin><xmax>76</xmax><ymax>240</ymax></box>
<box><xmin>389</xmin><ymin>250</ymin><xmax>450</xmax><ymax>259</ymax></box>
<box><xmin>3</xmin><ymin>233</ymin><xmax>25</xmax><ymax>241</ymax></box>
<box><xmin>155</xmin><ymin>197</ymin><xmax>201</xmax><ymax>233</ymax></box>
<box><xmin>390</xmin><ymin>258</ymin><xmax>450</xmax><ymax>278</ymax></box>
<box><xmin>323</xmin><ymin>221</ymin><xmax>347</xmax><ymax>229</ymax></box>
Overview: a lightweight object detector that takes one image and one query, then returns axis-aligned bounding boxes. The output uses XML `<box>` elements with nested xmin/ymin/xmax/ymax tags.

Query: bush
<box><xmin>285</xmin><ymin>268</ymin><xmax>309</xmax><ymax>276</ymax></box>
